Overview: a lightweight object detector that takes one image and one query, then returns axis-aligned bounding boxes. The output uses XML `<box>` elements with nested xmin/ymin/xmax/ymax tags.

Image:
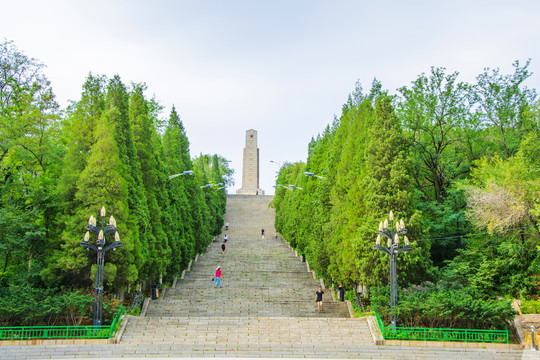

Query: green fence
<box><xmin>0</xmin><ymin>306</ymin><xmax>123</xmax><ymax>341</ymax></box>
<box><xmin>374</xmin><ymin>313</ymin><xmax>508</xmax><ymax>344</ymax></box>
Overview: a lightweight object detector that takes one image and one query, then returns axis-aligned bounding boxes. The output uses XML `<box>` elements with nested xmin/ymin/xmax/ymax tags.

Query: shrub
<box><xmin>0</xmin><ymin>285</ymin><xmax>120</xmax><ymax>326</ymax></box>
<box><xmin>370</xmin><ymin>284</ymin><xmax>516</xmax><ymax>330</ymax></box>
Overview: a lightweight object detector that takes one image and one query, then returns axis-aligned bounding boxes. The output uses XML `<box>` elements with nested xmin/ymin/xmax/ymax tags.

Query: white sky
<box><xmin>2</xmin><ymin>0</ymin><xmax>539</xmax><ymax>194</ymax></box>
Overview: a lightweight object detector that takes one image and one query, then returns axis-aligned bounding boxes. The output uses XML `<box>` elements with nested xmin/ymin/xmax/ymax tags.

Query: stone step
<box><xmin>144</xmin><ymin>301</ymin><xmax>350</xmax><ymax>318</ymax></box>
<box><xmin>120</xmin><ymin>316</ymin><xmax>373</xmax><ymax>344</ymax></box>
<box><xmin>0</xmin><ymin>342</ymin><xmax>532</xmax><ymax>360</ymax></box>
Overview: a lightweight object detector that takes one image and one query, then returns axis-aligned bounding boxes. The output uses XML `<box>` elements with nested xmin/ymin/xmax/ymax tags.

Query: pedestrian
<box><xmin>315</xmin><ymin>286</ymin><xmax>324</xmax><ymax>313</ymax></box>
<box><xmin>224</xmin><ymin>234</ymin><xmax>228</xmax><ymax>242</ymax></box>
<box><xmin>261</xmin><ymin>228</ymin><xmax>264</xmax><ymax>236</ymax></box>
<box><xmin>337</xmin><ymin>282</ymin><xmax>344</xmax><ymax>302</ymax></box>
<box><xmin>214</xmin><ymin>266</ymin><xmax>223</xmax><ymax>288</ymax></box>
<box><xmin>221</xmin><ymin>242</ymin><xmax>226</xmax><ymax>253</ymax></box>
<box><xmin>225</xmin><ymin>222</ymin><xmax>229</xmax><ymax>230</ymax></box>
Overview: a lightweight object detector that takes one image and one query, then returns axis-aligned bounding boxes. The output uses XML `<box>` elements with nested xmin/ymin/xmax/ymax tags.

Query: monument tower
<box><xmin>236</xmin><ymin>129</ymin><xmax>264</xmax><ymax>195</ymax></box>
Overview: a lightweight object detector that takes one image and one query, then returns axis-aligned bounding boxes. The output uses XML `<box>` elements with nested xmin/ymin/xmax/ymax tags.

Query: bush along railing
<box><xmin>0</xmin><ymin>306</ymin><xmax>123</xmax><ymax>341</ymax></box>
<box><xmin>374</xmin><ymin>313</ymin><xmax>509</xmax><ymax>344</ymax></box>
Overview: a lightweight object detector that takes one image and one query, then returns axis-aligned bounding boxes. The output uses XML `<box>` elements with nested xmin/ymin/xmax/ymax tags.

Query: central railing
<box><xmin>0</xmin><ymin>306</ymin><xmax>123</xmax><ymax>341</ymax></box>
<box><xmin>375</xmin><ymin>313</ymin><xmax>509</xmax><ymax>344</ymax></box>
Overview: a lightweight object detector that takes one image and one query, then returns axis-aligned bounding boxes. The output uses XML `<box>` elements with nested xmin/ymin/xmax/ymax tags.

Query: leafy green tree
<box><xmin>0</xmin><ymin>40</ymin><xmax>62</xmax><ymax>285</ymax></box>
<box><xmin>397</xmin><ymin>68</ymin><xmax>477</xmax><ymax>264</ymax></box>
<box><xmin>448</xmin><ymin>129</ymin><xmax>540</xmax><ymax>297</ymax></box>
<box><xmin>469</xmin><ymin>60</ymin><xmax>537</xmax><ymax>158</ymax></box>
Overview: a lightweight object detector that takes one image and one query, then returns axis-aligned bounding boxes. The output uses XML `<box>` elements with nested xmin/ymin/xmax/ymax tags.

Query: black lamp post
<box><xmin>80</xmin><ymin>206</ymin><xmax>123</xmax><ymax>326</ymax></box>
<box><xmin>373</xmin><ymin>210</ymin><xmax>412</xmax><ymax>328</ymax></box>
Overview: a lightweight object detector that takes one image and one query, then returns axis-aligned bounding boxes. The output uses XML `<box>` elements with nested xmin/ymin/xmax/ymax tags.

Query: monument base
<box><xmin>236</xmin><ymin>188</ymin><xmax>265</xmax><ymax>195</ymax></box>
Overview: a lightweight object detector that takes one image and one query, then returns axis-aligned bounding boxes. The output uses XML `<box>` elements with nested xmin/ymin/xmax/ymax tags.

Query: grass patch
<box><xmin>521</xmin><ymin>299</ymin><xmax>540</xmax><ymax>314</ymax></box>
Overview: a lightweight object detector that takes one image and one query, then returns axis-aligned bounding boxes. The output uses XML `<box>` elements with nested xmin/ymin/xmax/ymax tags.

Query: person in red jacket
<box><xmin>214</xmin><ymin>266</ymin><xmax>223</xmax><ymax>288</ymax></box>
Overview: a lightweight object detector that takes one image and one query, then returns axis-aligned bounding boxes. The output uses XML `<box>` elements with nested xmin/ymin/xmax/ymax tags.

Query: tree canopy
<box><xmin>0</xmin><ymin>40</ymin><xmax>231</xmax><ymax>325</ymax></box>
<box><xmin>272</xmin><ymin>63</ymin><xmax>539</xmax><ymax>329</ymax></box>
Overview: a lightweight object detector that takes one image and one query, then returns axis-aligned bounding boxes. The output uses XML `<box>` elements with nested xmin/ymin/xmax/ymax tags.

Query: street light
<box><xmin>304</xmin><ymin>172</ymin><xmax>325</xmax><ymax>179</ymax></box>
<box><xmin>288</xmin><ymin>184</ymin><xmax>303</xmax><ymax>190</ymax></box>
<box><xmin>169</xmin><ymin>170</ymin><xmax>194</xmax><ymax>179</ymax></box>
<box><xmin>373</xmin><ymin>210</ymin><xmax>412</xmax><ymax>328</ymax></box>
<box><xmin>80</xmin><ymin>206</ymin><xmax>123</xmax><ymax>326</ymax></box>
<box><xmin>274</xmin><ymin>184</ymin><xmax>292</xmax><ymax>191</ymax></box>
<box><xmin>200</xmin><ymin>183</ymin><xmax>223</xmax><ymax>189</ymax></box>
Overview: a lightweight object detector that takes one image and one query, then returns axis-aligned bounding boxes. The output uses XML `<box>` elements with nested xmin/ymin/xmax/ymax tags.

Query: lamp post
<box><xmin>373</xmin><ymin>210</ymin><xmax>412</xmax><ymax>328</ymax></box>
<box><xmin>200</xmin><ymin>183</ymin><xmax>223</xmax><ymax>189</ymax></box>
<box><xmin>80</xmin><ymin>206</ymin><xmax>123</xmax><ymax>326</ymax></box>
<box><xmin>304</xmin><ymin>172</ymin><xmax>325</xmax><ymax>179</ymax></box>
<box><xmin>168</xmin><ymin>170</ymin><xmax>194</xmax><ymax>179</ymax></box>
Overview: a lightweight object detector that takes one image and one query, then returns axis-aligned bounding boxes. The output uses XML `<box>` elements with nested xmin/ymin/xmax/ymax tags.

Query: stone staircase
<box><xmin>1</xmin><ymin>194</ymin><xmax>536</xmax><ymax>359</ymax></box>
<box><xmin>121</xmin><ymin>194</ymin><xmax>363</xmax><ymax>346</ymax></box>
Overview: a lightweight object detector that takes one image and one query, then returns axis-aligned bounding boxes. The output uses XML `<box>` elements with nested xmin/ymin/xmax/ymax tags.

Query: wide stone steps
<box><xmin>123</xmin><ymin>194</ymin><xmax>353</xmax><ymax>347</ymax></box>
<box><xmin>2</xmin><ymin>343</ymin><xmax>534</xmax><ymax>359</ymax></box>
<box><xmin>121</xmin><ymin>316</ymin><xmax>372</xmax><ymax>345</ymax></box>
<box><xmin>144</xmin><ymin>300</ymin><xmax>349</xmax><ymax>318</ymax></box>
<box><xmin>162</xmin><ymin>287</ymin><xmax>326</xmax><ymax>298</ymax></box>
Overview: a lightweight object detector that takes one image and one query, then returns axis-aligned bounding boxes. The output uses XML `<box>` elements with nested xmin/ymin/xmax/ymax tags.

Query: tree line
<box><xmin>0</xmin><ymin>40</ymin><xmax>230</xmax><ymax>325</ymax></box>
<box><xmin>273</xmin><ymin>63</ymin><xmax>539</xmax><ymax>330</ymax></box>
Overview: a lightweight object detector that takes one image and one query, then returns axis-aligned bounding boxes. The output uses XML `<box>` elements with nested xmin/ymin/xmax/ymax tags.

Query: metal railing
<box><xmin>375</xmin><ymin>313</ymin><xmax>509</xmax><ymax>343</ymax></box>
<box><xmin>0</xmin><ymin>306</ymin><xmax>123</xmax><ymax>341</ymax></box>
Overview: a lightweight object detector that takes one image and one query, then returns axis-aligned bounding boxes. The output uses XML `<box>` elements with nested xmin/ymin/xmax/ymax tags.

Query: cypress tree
<box><xmin>105</xmin><ymin>76</ymin><xmax>150</xmax><ymax>282</ymax></box>
<box><xmin>45</xmin><ymin>74</ymin><xmax>106</xmax><ymax>287</ymax></box>
<box><xmin>75</xmin><ymin>108</ymin><xmax>137</xmax><ymax>291</ymax></box>
<box><xmin>129</xmin><ymin>84</ymin><xmax>170</xmax><ymax>281</ymax></box>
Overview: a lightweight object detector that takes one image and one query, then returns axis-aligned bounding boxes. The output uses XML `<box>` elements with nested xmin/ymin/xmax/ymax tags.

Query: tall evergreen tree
<box><xmin>162</xmin><ymin>106</ymin><xmax>193</xmax><ymax>273</ymax></box>
<box><xmin>75</xmin><ymin>108</ymin><xmax>137</xmax><ymax>290</ymax></box>
<box><xmin>45</xmin><ymin>74</ymin><xmax>107</xmax><ymax>287</ymax></box>
<box><xmin>105</xmin><ymin>76</ymin><xmax>150</xmax><ymax>282</ymax></box>
<box><xmin>129</xmin><ymin>84</ymin><xmax>170</xmax><ymax>281</ymax></box>
<box><xmin>356</xmin><ymin>93</ymin><xmax>432</xmax><ymax>287</ymax></box>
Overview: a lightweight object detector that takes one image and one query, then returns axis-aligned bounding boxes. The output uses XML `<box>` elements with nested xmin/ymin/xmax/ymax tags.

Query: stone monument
<box><xmin>236</xmin><ymin>129</ymin><xmax>264</xmax><ymax>195</ymax></box>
